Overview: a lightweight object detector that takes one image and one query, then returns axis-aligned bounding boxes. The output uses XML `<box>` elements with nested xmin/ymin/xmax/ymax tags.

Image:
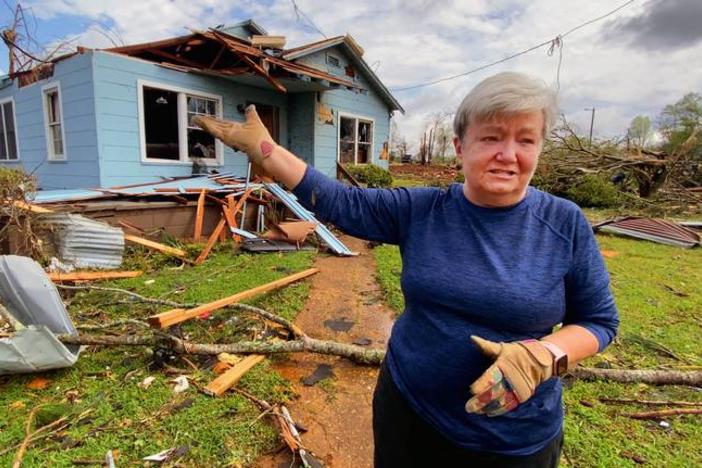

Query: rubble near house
<box><xmin>3</xmin><ymin>172</ymin><xmax>355</xmax><ymax>259</ymax></box>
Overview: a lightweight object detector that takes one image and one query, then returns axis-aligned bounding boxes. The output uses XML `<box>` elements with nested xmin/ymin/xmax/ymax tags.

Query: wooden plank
<box><xmin>48</xmin><ymin>270</ymin><xmax>143</xmax><ymax>282</ymax></box>
<box><xmin>124</xmin><ymin>234</ymin><xmax>188</xmax><ymax>259</ymax></box>
<box><xmin>194</xmin><ymin>190</ymin><xmax>206</xmax><ymax>242</ymax></box>
<box><xmin>148</xmin><ymin>267</ymin><xmax>320</xmax><ymax>328</ymax></box>
<box><xmin>221</xmin><ymin>205</ymin><xmax>240</xmax><ymax>242</ymax></box>
<box><xmin>11</xmin><ymin>200</ymin><xmax>54</xmax><ymax>214</ymax></box>
<box><xmin>232</xmin><ymin>187</ymin><xmax>254</xmax><ymax>226</ymax></box>
<box><xmin>194</xmin><ymin>217</ymin><xmax>226</xmax><ymax>265</ymax></box>
<box><xmin>204</xmin><ymin>355</ymin><xmax>265</xmax><ymax>396</ymax></box>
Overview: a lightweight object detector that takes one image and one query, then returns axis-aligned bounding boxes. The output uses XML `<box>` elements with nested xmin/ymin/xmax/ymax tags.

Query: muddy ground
<box><xmin>258</xmin><ymin>236</ymin><xmax>395</xmax><ymax>468</ymax></box>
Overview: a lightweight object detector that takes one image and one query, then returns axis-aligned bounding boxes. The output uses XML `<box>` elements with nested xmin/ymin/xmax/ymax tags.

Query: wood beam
<box><xmin>147</xmin><ymin>268</ymin><xmax>320</xmax><ymax>328</ymax></box>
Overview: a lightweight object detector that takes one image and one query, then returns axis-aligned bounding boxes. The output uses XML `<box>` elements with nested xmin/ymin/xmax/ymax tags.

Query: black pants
<box><xmin>373</xmin><ymin>360</ymin><xmax>563</xmax><ymax>468</ymax></box>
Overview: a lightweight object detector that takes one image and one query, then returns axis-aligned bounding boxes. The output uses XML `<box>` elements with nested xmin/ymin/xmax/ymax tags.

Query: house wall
<box><xmin>92</xmin><ymin>51</ymin><xmax>288</xmax><ymax>187</ymax></box>
<box><xmin>0</xmin><ymin>52</ymin><xmax>101</xmax><ymax>189</ymax></box>
<box><xmin>295</xmin><ymin>46</ymin><xmax>391</xmax><ymax>178</ymax></box>
<box><xmin>287</xmin><ymin>93</ymin><xmax>315</xmax><ymax>165</ymax></box>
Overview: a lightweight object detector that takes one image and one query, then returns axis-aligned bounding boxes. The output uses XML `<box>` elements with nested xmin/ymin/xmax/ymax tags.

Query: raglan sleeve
<box><xmin>290</xmin><ymin>165</ymin><xmax>414</xmax><ymax>245</ymax></box>
<box><xmin>563</xmin><ymin>209</ymin><xmax>619</xmax><ymax>351</ymax></box>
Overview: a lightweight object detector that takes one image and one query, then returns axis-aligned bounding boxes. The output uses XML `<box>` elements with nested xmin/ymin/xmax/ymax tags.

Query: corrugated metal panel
<box><xmin>43</xmin><ymin>213</ymin><xmax>125</xmax><ymax>269</ymax></box>
<box><xmin>265</xmin><ymin>182</ymin><xmax>356</xmax><ymax>256</ymax></box>
<box><xmin>595</xmin><ymin>217</ymin><xmax>701</xmax><ymax>248</ymax></box>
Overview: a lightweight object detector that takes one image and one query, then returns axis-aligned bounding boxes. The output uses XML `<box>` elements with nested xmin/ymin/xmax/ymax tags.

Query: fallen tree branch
<box><xmin>53</xmin><ymin>332</ymin><xmax>702</xmax><ymax>376</ymax></box>
<box><xmin>625</xmin><ymin>408</ymin><xmax>702</xmax><ymax>420</ymax></box>
<box><xmin>226</xmin><ymin>303</ymin><xmax>306</xmax><ymax>339</ymax></box>
<box><xmin>56</xmin><ymin>284</ymin><xmax>197</xmax><ymax>308</ymax></box>
<box><xmin>56</xmin><ymin>333</ymin><xmax>385</xmax><ymax>366</ymax></box>
<box><xmin>569</xmin><ymin>368</ymin><xmax>702</xmax><ymax>386</ymax></box>
<box><xmin>599</xmin><ymin>397</ymin><xmax>702</xmax><ymax>407</ymax></box>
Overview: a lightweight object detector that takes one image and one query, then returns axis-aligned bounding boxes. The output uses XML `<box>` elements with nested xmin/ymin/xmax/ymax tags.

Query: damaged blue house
<box><xmin>0</xmin><ymin>20</ymin><xmax>403</xmax><ymax>190</ymax></box>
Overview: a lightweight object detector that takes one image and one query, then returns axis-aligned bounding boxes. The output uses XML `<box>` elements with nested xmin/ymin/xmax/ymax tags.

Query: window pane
<box><xmin>144</xmin><ymin>87</ymin><xmax>179</xmax><ymax>160</ymax></box>
<box><xmin>3</xmin><ymin>102</ymin><xmax>17</xmax><ymax>160</ymax></box>
<box><xmin>188</xmin><ymin>129</ymin><xmax>216</xmax><ymax>159</ymax></box>
<box><xmin>357</xmin><ymin>143</ymin><xmax>370</xmax><ymax>164</ymax></box>
<box><xmin>46</xmin><ymin>90</ymin><xmax>60</xmax><ymax>123</ymax></box>
<box><xmin>340</xmin><ymin>117</ymin><xmax>355</xmax><ymax>142</ymax></box>
<box><xmin>339</xmin><ymin>141</ymin><xmax>354</xmax><ymax>163</ymax></box>
<box><xmin>187</xmin><ymin>96</ymin><xmax>197</xmax><ymax>113</ymax></box>
<box><xmin>52</xmin><ymin>125</ymin><xmax>64</xmax><ymax>155</ymax></box>
<box><xmin>206</xmin><ymin>100</ymin><xmax>215</xmax><ymax>115</ymax></box>
<box><xmin>358</xmin><ymin>121</ymin><xmax>372</xmax><ymax>143</ymax></box>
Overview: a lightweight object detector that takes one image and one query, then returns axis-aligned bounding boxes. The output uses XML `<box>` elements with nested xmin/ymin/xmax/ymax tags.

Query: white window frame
<box><xmin>137</xmin><ymin>79</ymin><xmax>224</xmax><ymax>165</ymax></box>
<box><xmin>0</xmin><ymin>97</ymin><xmax>20</xmax><ymax>161</ymax></box>
<box><xmin>41</xmin><ymin>82</ymin><xmax>67</xmax><ymax>161</ymax></box>
<box><xmin>337</xmin><ymin>112</ymin><xmax>375</xmax><ymax>164</ymax></box>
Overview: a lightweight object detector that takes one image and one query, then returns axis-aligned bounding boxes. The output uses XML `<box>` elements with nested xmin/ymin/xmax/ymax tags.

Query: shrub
<box><xmin>346</xmin><ymin>164</ymin><xmax>393</xmax><ymax>188</ymax></box>
<box><xmin>565</xmin><ymin>175</ymin><xmax>622</xmax><ymax>208</ymax></box>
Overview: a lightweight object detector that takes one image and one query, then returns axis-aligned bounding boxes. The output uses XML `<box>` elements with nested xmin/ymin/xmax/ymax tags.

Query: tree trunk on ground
<box><xmin>569</xmin><ymin>367</ymin><xmax>702</xmax><ymax>386</ymax></box>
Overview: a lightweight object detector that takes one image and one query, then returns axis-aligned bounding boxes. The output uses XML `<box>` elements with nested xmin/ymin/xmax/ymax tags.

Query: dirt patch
<box><xmin>258</xmin><ymin>236</ymin><xmax>395</xmax><ymax>468</ymax></box>
<box><xmin>390</xmin><ymin>162</ymin><xmax>459</xmax><ymax>185</ymax></box>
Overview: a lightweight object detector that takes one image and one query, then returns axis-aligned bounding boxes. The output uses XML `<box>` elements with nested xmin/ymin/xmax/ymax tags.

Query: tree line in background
<box><xmin>389</xmin><ymin>92</ymin><xmax>701</xmax><ymax>214</ymax></box>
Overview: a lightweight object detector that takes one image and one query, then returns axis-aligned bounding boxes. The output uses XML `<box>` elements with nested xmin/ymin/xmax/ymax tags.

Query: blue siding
<box><xmin>295</xmin><ymin>46</ymin><xmax>390</xmax><ymax>178</ymax></box>
<box><xmin>0</xmin><ymin>52</ymin><xmax>100</xmax><ymax>189</ymax></box>
<box><xmin>93</xmin><ymin>51</ymin><xmax>288</xmax><ymax>187</ymax></box>
<box><xmin>287</xmin><ymin>93</ymin><xmax>315</xmax><ymax>164</ymax></box>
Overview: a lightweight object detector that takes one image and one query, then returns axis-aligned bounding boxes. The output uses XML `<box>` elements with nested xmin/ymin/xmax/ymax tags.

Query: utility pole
<box><xmin>585</xmin><ymin>107</ymin><xmax>595</xmax><ymax>146</ymax></box>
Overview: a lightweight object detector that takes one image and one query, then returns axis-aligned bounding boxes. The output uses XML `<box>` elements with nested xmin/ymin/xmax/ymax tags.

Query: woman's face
<box><xmin>453</xmin><ymin>111</ymin><xmax>544</xmax><ymax>207</ymax></box>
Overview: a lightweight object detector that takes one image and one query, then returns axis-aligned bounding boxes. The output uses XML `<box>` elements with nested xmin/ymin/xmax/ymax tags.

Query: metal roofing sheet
<box><xmin>43</xmin><ymin>213</ymin><xmax>125</xmax><ymax>269</ymax></box>
<box><xmin>595</xmin><ymin>217</ymin><xmax>701</xmax><ymax>248</ymax></box>
<box><xmin>265</xmin><ymin>182</ymin><xmax>356</xmax><ymax>256</ymax></box>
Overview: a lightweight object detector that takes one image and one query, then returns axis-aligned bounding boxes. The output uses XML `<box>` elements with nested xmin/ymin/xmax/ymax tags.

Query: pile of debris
<box><xmin>2</xmin><ymin>172</ymin><xmax>354</xmax><ymax>272</ymax></box>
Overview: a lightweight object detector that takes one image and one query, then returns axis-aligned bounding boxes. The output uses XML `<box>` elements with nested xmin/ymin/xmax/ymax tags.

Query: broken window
<box><xmin>187</xmin><ymin>96</ymin><xmax>217</xmax><ymax>159</ymax></box>
<box><xmin>338</xmin><ymin>116</ymin><xmax>373</xmax><ymax>164</ymax></box>
<box><xmin>42</xmin><ymin>85</ymin><xmax>65</xmax><ymax>160</ymax></box>
<box><xmin>0</xmin><ymin>99</ymin><xmax>18</xmax><ymax>161</ymax></box>
<box><xmin>144</xmin><ymin>87</ymin><xmax>179</xmax><ymax>160</ymax></box>
<box><xmin>139</xmin><ymin>81</ymin><xmax>223</xmax><ymax>164</ymax></box>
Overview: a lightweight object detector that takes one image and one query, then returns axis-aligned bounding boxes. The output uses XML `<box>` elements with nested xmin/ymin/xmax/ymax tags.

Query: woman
<box><xmin>193</xmin><ymin>72</ymin><xmax>619</xmax><ymax>467</ymax></box>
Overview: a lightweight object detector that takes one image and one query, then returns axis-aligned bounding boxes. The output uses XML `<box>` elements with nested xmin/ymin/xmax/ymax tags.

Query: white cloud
<box><xmin>19</xmin><ymin>0</ymin><xmax>702</xmax><ymax>146</ymax></box>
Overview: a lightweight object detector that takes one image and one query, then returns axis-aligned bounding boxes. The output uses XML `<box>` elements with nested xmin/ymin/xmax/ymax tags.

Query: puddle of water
<box><xmin>302</xmin><ymin>364</ymin><xmax>335</xmax><ymax>386</ymax></box>
<box><xmin>323</xmin><ymin>317</ymin><xmax>355</xmax><ymax>332</ymax></box>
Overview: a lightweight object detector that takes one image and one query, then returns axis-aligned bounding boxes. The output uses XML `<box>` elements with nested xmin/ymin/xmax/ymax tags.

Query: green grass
<box><xmin>372</xmin><ymin>230</ymin><xmax>702</xmax><ymax>466</ymax></box>
<box><xmin>373</xmin><ymin>244</ymin><xmax>405</xmax><ymax>315</ymax></box>
<box><xmin>0</xmin><ymin>246</ymin><xmax>315</xmax><ymax>467</ymax></box>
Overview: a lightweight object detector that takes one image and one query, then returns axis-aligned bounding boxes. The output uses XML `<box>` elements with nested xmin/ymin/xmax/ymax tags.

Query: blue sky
<box><xmin>2</xmin><ymin>0</ymin><xmax>701</xmax><ymax>148</ymax></box>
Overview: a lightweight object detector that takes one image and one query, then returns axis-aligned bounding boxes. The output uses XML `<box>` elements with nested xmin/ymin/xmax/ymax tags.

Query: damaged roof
<box><xmin>283</xmin><ymin>35</ymin><xmax>404</xmax><ymax>113</ymax></box>
<box><xmin>104</xmin><ymin>28</ymin><xmax>366</xmax><ymax>95</ymax></box>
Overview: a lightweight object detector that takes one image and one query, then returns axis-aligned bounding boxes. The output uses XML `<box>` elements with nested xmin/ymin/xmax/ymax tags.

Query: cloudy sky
<box><xmin>2</xmin><ymin>0</ymin><xmax>701</xmax><ymax>151</ymax></box>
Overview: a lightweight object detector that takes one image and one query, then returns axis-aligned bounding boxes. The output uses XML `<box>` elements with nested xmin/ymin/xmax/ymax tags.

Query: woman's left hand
<box><xmin>465</xmin><ymin>336</ymin><xmax>553</xmax><ymax>417</ymax></box>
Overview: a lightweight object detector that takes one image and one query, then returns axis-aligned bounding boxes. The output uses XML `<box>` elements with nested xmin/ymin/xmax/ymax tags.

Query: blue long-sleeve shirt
<box><xmin>292</xmin><ymin>166</ymin><xmax>619</xmax><ymax>456</ymax></box>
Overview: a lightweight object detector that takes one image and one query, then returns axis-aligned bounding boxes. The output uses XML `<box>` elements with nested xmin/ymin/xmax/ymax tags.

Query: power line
<box><xmin>290</xmin><ymin>0</ymin><xmax>327</xmax><ymax>39</ymax></box>
<box><xmin>390</xmin><ymin>0</ymin><xmax>636</xmax><ymax>92</ymax></box>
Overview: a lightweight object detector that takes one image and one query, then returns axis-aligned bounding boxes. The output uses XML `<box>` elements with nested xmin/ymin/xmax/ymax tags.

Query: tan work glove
<box><xmin>465</xmin><ymin>336</ymin><xmax>553</xmax><ymax>417</ymax></box>
<box><xmin>191</xmin><ymin>105</ymin><xmax>276</xmax><ymax>177</ymax></box>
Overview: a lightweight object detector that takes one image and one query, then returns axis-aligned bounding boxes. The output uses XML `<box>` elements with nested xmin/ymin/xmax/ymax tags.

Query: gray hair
<box><xmin>453</xmin><ymin>72</ymin><xmax>558</xmax><ymax>140</ymax></box>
